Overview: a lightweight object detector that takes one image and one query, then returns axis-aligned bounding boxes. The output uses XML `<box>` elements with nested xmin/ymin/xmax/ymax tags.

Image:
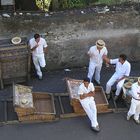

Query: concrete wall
<box><xmin>0</xmin><ymin>10</ymin><xmax>140</xmax><ymax>70</ymax></box>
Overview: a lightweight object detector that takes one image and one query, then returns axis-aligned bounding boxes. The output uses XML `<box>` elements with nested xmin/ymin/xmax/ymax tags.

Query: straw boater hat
<box><xmin>21</xmin><ymin>98</ymin><xmax>28</xmax><ymax>105</ymax></box>
<box><xmin>124</xmin><ymin>82</ymin><xmax>132</xmax><ymax>89</ymax></box>
<box><xmin>11</xmin><ymin>37</ymin><xmax>21</xmax><ymax>45</ymax></box>
<box><xmin>96</xmin><ymin>39</ymin><xmax>105</xmax><ymax>48</ymax></box>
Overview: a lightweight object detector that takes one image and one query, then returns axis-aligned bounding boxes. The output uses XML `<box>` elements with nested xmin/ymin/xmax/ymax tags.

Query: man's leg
<box><xmin>80</xmin><ymin>99</ymin><xmax>98</xmax><ymax>127</ymax></box>
<box><xmin>134</xmin><ymin>102</ymin><xmax>140</xmax><ymax>121</ymax></box>
<box><xmin>106</xmin><ymin>75</ymin><xmax>117</xmax><ymax>99</ymax></box>
<box><xmin>106</xmin><ymin>75</ymin><xmax>117</xmax><ymax>94</ymax></box>
<box><xmin>38</xmin><ymin>54</ymin><xmax>46</xmax><ymax>79</ymax></box>
<box><xmin>115</xmin><ymin>79</ymin><xmax>125</xmax><ymax>96</ymax></box>
<box><xmin>134</xmin><ymin>111</ymin><xmax>140</xmax><ymax>122</ymax></box>
<box><xmin>89</xmin><ymin>99</ymin><xmax>98</xmax><ymax>127</ymax></box>
<box><xmin>87</xmin><ymin>62</ymin><xmax>96</xmax><ymax>82</ymax></box>
<box><xmin>127</xmin><ymin>99</ymin><xmax>137</xmax><ymax>120</ymax></box>
<box><xmin>95</xmin><ymin>64</ymin><xmax>102</xmax><ymax>84</ymax></box>
<box><xmin>32</xmin><ymin>55</ymin><xmax>42</xmax><ymax>78</ymax></box>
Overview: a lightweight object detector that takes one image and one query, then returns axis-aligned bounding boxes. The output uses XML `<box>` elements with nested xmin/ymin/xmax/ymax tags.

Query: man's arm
<box><xmin>43</xmin><ymin>39</ymin><xmax>48</xmax><ymax>53</ymax></box>
<box><xmin>131</xmin><ymin>83</ymin><xmax>140</xmax><ymax>99</ymax></box>
<box><xmin>80</xmin><ymin>91</ymin><xmax>95</xmax><ymax>100</ymax></box>
<box><xmin>31</xmin><ymin>44</ymin><xmax>39</xmax><ymax>51</ymax></box>
<box><xmin>43</xmin><ymin>47</ymin><xmax>48</xmax><ymax>53</ymax></box>
<box><xmin>117</xmin><ymin>63</ymin><xmax>131</xmax><ymax>83</ymax></box>
<box><xmin>103</xmin><ymin>55</ymin><xmax>110</xmax><ymax>64</ymax></box>
<box><xmin>116</xmin><ymin>76</ymin><xmax>126</xmax><ymax>83</ymax></box>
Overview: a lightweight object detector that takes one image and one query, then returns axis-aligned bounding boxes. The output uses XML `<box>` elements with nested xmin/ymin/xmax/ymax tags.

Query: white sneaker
<box><xmin>127</xmin><ymin>115</ymin><xmax>131</xmax><ymax>121</ymax></box>
<box><xmin>134</xmin><ymin>119</ymin><xmax>140</xmax><ymax>124</ymax></box>
<box><xmin>38</xmin><ymin>76</ymin><xmax>43</xmax><ymax>80</ymax></box>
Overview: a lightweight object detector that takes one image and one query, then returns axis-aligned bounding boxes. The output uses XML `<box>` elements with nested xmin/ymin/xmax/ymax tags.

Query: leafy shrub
<box><xmin>60</xmin><ymin>0</ymin><xmax>86</xmax><ymax>9</ymax></box>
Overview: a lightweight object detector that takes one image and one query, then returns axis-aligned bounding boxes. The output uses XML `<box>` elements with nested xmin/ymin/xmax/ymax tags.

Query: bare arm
<box><xmin>103</xmin><ymin>55</ymin><xmax>110</xmax><ymax>64</ymax></box>
<box><xmin>43</xmin><ymin>47</ymin><xmax>48</xmax><ymax>53</ymax></box>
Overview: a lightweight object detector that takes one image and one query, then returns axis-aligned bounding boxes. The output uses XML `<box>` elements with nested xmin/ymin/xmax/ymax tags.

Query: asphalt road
<box><xmin>0</xmin><ymin>112</ymin><xmax>140</xmax><ymax>140</ymax></box>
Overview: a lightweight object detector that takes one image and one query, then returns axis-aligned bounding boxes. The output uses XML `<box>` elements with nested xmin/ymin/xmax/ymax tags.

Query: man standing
<box><xmin>127</xmin><ymin>77</ymin><xmax>140</xmax><ymax>124</ymax></box>
<box><xmin>104</xmin><ymin>54</ymin><xmax>131</xmax><ymax>100</ymax></box>
<box><xmin>29</xmin><ymin>33</ymin><xmax>48</xmax><ymax>80</ymax></box>
<box><xmin>87</xmin><ymin>39</ymin><xmax>108</xmax><ymax>84</ymax></box>
<box><xmin>78</xmin><ymin>78</ymin><xmax>100</xmax><ymax>132</ymax></box>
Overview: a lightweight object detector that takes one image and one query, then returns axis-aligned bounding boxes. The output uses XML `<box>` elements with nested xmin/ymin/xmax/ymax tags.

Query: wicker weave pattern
<box><xmin>0</xmin><ymin>39</ymin><xmax>30</xmax><ymax>88</ymax></box>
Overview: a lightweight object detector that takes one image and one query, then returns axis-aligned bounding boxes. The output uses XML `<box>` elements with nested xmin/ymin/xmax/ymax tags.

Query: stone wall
<box><xmin>0</xmin><ymin>9</ymin><xmax>139</xmax><ymax>70</ymax></box>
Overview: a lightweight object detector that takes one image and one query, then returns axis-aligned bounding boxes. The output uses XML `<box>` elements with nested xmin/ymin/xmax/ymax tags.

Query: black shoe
<box><xmin>91</xmin><ymin>125</ymin><xmax>100</xmax><ymax>132</ymax></box>
<box><xmin>114</xmin><ymin>95</ymin><xmax>119</xmax><ymax>101</ymax></box>
<box><xmin>94</xmin><ymin>80</ymin><xmax>101</xmax><ymax>86</ymax></box>
<box><xmin>106</xmin><ymin>94</ymin><xmax>110</xmax><ymax>100</ymax></box>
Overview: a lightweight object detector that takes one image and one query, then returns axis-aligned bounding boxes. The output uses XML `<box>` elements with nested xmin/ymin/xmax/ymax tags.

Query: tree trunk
<box><xmin>51</xmin><ymin>0</ymin><xmax>59</xmax><ymax>10</ymax></box>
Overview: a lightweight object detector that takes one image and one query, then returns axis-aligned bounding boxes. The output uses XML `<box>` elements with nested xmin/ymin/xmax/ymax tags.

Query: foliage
<box><xmin>51</xmin><ymin>0</ymin><xmax>138</xmax><ymax>10</ymax></box>
<box><xmin>95</xmin><ymin>0</ymin><xmax>121</xmax><ymax>5</ymax></box>
<box><xmin>58</xmin><ymin>0</ymin><xmax>122</xmax><ymax>9</ymax></box>
<box><xmin>60</xmin><ymin>0</ymin><xmax>86</xmax><ymax>9</ymax></box>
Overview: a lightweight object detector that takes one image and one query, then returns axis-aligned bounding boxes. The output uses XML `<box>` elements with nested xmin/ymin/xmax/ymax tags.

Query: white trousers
<box><xmin>32</xmin><ymin>53</ymin><xmax>46</xmax><ymax>77</ymax></box>
<box><xmin>80</xmin><ymin>97</ymin><xmax>98</xmax><ymax>127</ymax></box>
<box><xmin>87</xmin><ymin>62</ymin><xmax>102</xmax><ymax>83</ymax></box>
<box><xmin>127</xmin><ymin>98</ymin><xmax>140</xmax><ymax>120</ymax></box>
<box><xmin>106</xmin><ymin>74</ymin><xmax>125</xmax><ymax>96</ymax></box>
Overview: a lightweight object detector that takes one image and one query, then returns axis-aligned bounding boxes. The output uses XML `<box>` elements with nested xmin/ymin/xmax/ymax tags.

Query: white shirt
<box><xmin>131</xmin><ymin>82</ymin><xmax>140</xmax><ymax>100</ymax></box>
<box><xmin>78</xmin><ymin>82</ymin><xmax>95</xmax><ymax>100</ymax></box>
<box><xmin>110</xmin><ymin>58</ymin><xmax>131</xmax><ymax>78</ymax></box>
<box><xmin>29</xmin><ymin>37</ymin><xmax>47</xmax><ymax>56</ymax></box>
<box><xmin>88</xmin><ymin>45</ymin><xmax>108</xmax><ymax>65</ymax></box>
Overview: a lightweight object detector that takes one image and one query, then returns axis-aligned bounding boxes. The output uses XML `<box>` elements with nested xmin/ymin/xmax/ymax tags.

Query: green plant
<box><xmin>95</xmin><ymin>0</ymin><xmax>121</xmax><ymax>5</ymax></box>
<box><xmin>60</xmin><ymin>0</ymin><xmax>86</xmax><ymax>9</ymax></box>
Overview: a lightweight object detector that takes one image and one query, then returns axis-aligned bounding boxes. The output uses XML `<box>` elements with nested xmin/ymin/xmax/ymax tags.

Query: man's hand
<box><xmin>103</xmin><ymin>55</ymin><xmax>110</xmax><ymax>64</ymax></box>
<box><xmin>35</xmin><ymin>44</ymin><xmax>39</xmax><ymax>48</ymax></box>
<box><xmin>88</xmin><ymin>91</ymin><xmax>95</xmax><ymax>97</ymax></box>
<box><xmin>31</xmin><ymin>44</ymin><xmax>39</xmax><ymax>51</ymax></box>
<box><xmin>116</xmin><ymin>76</ymin><xmax>125</xmax><ymax>83</ymax></box>
<box><xmin>137</xmin><ymin>92</ymin><xmax>140</xmax><ymax>97</ymax></box>
<box><xmin>80</xmin><ymin>94</ymin><xmax>87</xmax><ymax>100</ymax></box>
<box><xmin>80</xmin><ymin>91</ymin><xmax>95</xmax><ymax>100</ymax></box>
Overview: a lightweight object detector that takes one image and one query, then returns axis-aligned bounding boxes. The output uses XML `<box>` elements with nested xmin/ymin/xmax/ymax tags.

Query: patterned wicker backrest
<box><xmin>13</xmin><ymin>84</ymin><xmax>33</xmax><ymax>108</ymax></box>
<box><xmin>67</xmin><ymin>79</ymin><xmax>82</xmax><ymax>99</ymax></box>
<box><xmin>0</xmin><ymin>38</ymin><xmax>30</xmax><ymax>89</ymax></box>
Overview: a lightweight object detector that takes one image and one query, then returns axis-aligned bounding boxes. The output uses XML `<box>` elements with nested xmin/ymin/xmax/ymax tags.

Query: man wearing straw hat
<box><xmin>127</xmin><ymin>77</ymin><xmax>140</xmax><ymax>124</ymax></box>
<box><xmin>29</xmin><ymin>33</ymin><xmax>48</xmax><ymax>80</ymax></box>
<box><xmin>87</xmin><ymin>39</ymin><xmax>108</xmax><ymax>85</ymax></box>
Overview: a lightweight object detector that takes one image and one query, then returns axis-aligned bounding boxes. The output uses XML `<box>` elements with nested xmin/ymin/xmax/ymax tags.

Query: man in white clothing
<box><xmin>104</xmin><ymin>54</ymin><xmax>131</xmax><ymax>100</ymax></box>
<box><xmin>127</xmin><ymin>77</ymin><xmax>140</xmax><ymax>124</ymax></box>
<box><xmin>78</xmin><ymin>78</ymin><xmax>100</xmax><ymax>132</ymax></box>
<box><xmin>87</xmin><ymin>39</ymin><xmax>108</xmax><ymax>85</ymax></box>
<box><xmin>29</xmin><ymin>33</ymin><xmax>48</xmax><ymax>80</ymax></box>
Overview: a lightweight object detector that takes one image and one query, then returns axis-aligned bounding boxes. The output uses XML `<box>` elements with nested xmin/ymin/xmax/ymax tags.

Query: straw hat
<box><xmin>11</xmin><ymin>37</ymin><xmax>21</xmax><ymax>45</ymax></box>
<box><xmin>96</xmin><ymin>39</ymin><xmax>105</xmax><ymax>48</ymax></box>
<box><xmin>124</xmin><ymin>82</ymin><xmax>132</xmax><ymax>89</ymax></box>
<box><xmin>21</xmin><ymin>98</ymin><xmax>28</xmax><ymax>105</ymax></box>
